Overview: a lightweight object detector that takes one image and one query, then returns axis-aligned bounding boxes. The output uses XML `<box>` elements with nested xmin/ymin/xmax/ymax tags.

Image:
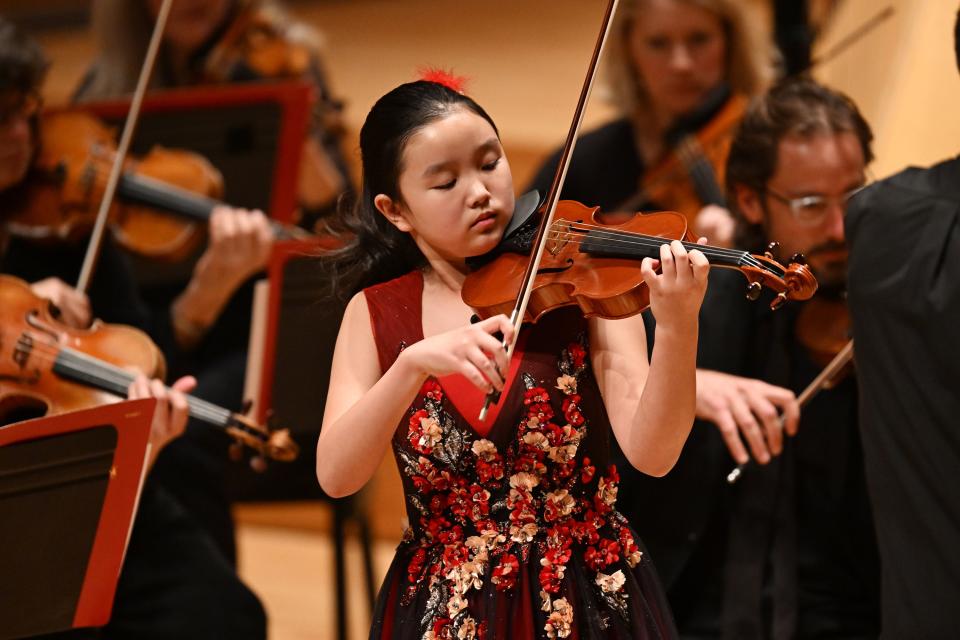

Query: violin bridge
<box><xmin>548</xmin><ymin>219</ymin><xmax>571</xmax><ymax>256</ymax></box>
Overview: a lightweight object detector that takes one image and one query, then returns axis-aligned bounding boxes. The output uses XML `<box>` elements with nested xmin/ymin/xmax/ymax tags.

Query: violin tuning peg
<box><xmin>789</xmin><ymin>252</ymin><xmax>807</xmax><ymax>266</ymax></box>
<box><xmin>745</xmin><ymin>281</ymin><xmax>762</xmax><ymax>301</ymax></box>
<box><xmin>250</xmin><ymin>456</ymin><xmax>268</xmax><ymax>473</ymax></box>
<box><xmin>764</xmin><ymin>242</ymin><xmax>781</xmax><ymax>260</ymax></box>
<box><xmin>240</xmin><ymin>399</ymin><xmax>253</xmax><ymax>416</ymax></box>
<box><xmin>228</xmin><ymin>441</ymin><xmax>244</xmax><ymax>462</ymax></box>
<box><xmin>770</xmin><ymin>292</ymin><xmax>788</xmax><ymax>310</ymax></box>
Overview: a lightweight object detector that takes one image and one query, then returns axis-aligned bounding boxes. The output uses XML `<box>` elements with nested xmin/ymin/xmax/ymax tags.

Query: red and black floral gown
<box><xmin>365</xmin><ymin>271</ymin><xmax>678</xmax><ymax>640</ymax></box>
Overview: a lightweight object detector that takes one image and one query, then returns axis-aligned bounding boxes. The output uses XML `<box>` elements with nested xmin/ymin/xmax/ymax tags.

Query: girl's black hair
<box><xmin>322</xmin><ymin>80</ymin><xmax>498</xmax><ymax>299</ymax></box>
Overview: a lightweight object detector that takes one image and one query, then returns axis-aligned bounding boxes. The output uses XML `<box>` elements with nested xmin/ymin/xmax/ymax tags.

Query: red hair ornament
<box><xmin>417</xmin><ymin>67</ymin><xmax>468</xmax><ymax>94</ymax></box>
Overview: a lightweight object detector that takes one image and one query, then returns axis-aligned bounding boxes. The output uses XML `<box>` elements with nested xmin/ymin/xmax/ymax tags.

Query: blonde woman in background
<box><xmin>529</xmin><ymin>0</ymin><xmax>773</xmax><ymax>247</ymax></box>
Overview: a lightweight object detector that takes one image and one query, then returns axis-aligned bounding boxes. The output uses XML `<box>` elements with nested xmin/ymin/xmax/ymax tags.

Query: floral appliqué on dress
<box><xmin>397</xmin><ymin>335</ymin><xmax>643</xmax><ymax>640</ymax></box>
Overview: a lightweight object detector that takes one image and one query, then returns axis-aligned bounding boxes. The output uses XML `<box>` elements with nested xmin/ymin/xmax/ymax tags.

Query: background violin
<box><xmin>617</xmin><ymin>87</ymin><xmax>748</xmax><ymax>224</ymax></box>
<box><xmin>795</xmin><ymin>296</ymin><xmax>850</xmax><ymax>365</ymax></box>
<box><xmin>463</xmin><ymin>200</ymin><xmax>817</xmax><ymax>323</ymax></box>
<box><xmin>795</xmin><ymin>295</ymin><xmax>853</xmax><ymax>386</ymax></box>
<box><xmin>204</xmin><ymin>4</ymin><xmax>315</xmax><ymax>83</ymax></box>
<box><xmin>0</xmin><ymin>274</ymin><xmax>298</xmax><ymax>466</ymax></box>
<box><xmin>3</xmin><ymin>110</ymin><xmax>311</xmax><ymax>263</ymax></box>
<box><xmin>201</xmin><ymin>2</ymin><xmax>348</xmax><ymax>214</ymax></box>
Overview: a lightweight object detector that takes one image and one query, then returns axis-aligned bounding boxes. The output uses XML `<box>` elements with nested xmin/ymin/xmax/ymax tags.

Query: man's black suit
<box><xmin>846</xmin><ymin>156</ymin><xmax>960</xmax><ymax>639</ymax></box>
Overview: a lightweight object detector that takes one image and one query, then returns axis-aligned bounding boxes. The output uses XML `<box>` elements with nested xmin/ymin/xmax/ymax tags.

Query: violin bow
<box><xmin>76</xmin><ymin>0</ymin><xmax>174</xmax><ymax>293</ymax></box>
<box><xmin>479</xmin><ymin>0</ymin><xmax>620</xmax><ymax>420</ymax></box>
<box><xmin>726</xmin><ymin>339</ymin><xmax>854</xmax><ymax>484</ymax></box>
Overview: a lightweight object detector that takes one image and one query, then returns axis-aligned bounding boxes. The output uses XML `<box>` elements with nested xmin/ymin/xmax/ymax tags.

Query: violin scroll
<box><xmin>225</xmin><ymin>413</ymin><xmax>300</xmax><ymax>471</ymax></box>
<box><xmin>739</xmin><ymin>253</ymin><xmax>818</xmax><ymax>310</ymax></box>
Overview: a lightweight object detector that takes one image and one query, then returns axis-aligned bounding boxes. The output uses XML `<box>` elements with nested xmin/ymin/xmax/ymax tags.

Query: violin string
<box><xmin>550</xmin><ymin>218</ymin><xmax>747</xmax><ymax>257</ymax></box>
<box><xmin>85</xmin><ymin>161</ymin><xmax>305</xmax><ymax>239</ymax></box>
<box><xmin>0</xmin><ymin>328</ymin><xmax>234</xmax><ymax>427</ymax></box>
<box><xmin>543</xmin><ymin>226</ymin><xmax>764</xmax><ymax>269</ymax></box>
<box><xmin>544</xmin><ymin>222</ymin><xmax>768</xmax><ymax>269</ymax></box>
<box><xmin>545</xmin><ymin>226</ymin><xmax>741</xmax><ymax>257</ymax></box>
<box><xmin>63</xmin><ymin>348</ymin><xmax>233</xmax><ymax>425</ymax></box>
<box><xmin>544</xmin><ymin>232</ymin><xmax>754</xmax><ymax>271</ymax></box>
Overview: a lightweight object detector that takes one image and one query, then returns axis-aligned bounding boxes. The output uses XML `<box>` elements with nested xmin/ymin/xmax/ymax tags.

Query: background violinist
<box><xmin>621</xmin><ymin>78</ymin><xmax>880</xmax><ymax>639</ymax></box>
<box><xmin>0</xmin><ymin>17</ymin><xmax>267</xmax><ymax>638</ymax></box>
<box><xmin>528</xmin><ymin>0</ymin><xmax>773</xmax><ymax>247</ymax></box>
<box><xmin>68</xmin><ymin>0</ymin><xmax>349</xmax><ymax>565</ymax></box>
<box><xmin>76</xmin><ymin>0</ymin><xmax>352</xmax><ymax>223</ymax></box>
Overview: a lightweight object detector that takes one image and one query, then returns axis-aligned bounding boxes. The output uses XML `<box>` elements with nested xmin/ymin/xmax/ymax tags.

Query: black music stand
<box><xmin>0</xmin><ymin>400</ymin><xmax>155</xmax><ymax>639</ymax></box>
<box><xmin>241</xmin><ymin>239</ymin><xmax>375</xmax><ymax>640</ymax></box>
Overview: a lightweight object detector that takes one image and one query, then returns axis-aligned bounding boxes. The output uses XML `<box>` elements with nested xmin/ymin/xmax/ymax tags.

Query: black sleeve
<box><xmin>86</xmin><ymin>238</ymin><xmax>152</xmax><ymax>330</ymax></box>
<box><xmin>845</xmin><ymin>166</ymin><xmax>960</xmax><ymax>636</ymax></box>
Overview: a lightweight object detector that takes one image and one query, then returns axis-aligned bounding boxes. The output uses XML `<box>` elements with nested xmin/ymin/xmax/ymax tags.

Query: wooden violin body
<box><xmin>463</xmin><ymin>200</ymin><xmax>818</xmax><ymax>323</ymax></box>
<box><xmin>0</xmin><ymin>275</ymin><xmax>298</xmax><ymax>463</ymax></box>
<box><xmin>0</xmin><ymin>275</ymin><xmax>164</xmax><ymax>422</ymax></box>
<box><xmin>5</xmin><ymin>111</ymin><xmax>223</xmax><ymax>261</ymax></box>
<box><xmin>638</xmin><ymin>93</ymin><xmax>748</xmax><ymax>223</ymax></box>
<box><xmin>204</xmin><ymin>5</ymin><xmax>314</xmax><ymax>82</ymax></box>
<box><xmin>4</xmin><ymin>111</ymin><xmax>310</xmax><ymax>259</ymax></box>
<box><xmin>796</xmin><ymin>296</ymin><xmax>853</xmax><ymax>387</ymax></box>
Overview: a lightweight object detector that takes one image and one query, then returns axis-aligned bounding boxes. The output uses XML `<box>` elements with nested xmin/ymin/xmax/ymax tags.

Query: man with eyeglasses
<box><xmin>842</xmin><ymin>9</ymin><xmax>960</xmax><ymax>637</ymax></box>
<box><xmin>615</xmin><ymin>78</ymin><xmax>880</xmax><ymax>639</ymax></box>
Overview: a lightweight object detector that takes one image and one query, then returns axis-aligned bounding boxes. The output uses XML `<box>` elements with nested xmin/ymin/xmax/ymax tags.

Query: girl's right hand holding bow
<box><xmin>399</xmin><ymin>314</ymin><xmax>515</xmax><ymax>394</ymax></box>
<box><xmin>317</xmin><ymin>294</ymin><xmax>514</xmax><ymax>498</ymax></box>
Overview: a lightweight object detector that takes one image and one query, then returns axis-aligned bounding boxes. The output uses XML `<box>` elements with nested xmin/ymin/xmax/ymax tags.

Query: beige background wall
<box><xmin>815</xmin><ymin>0</ymin><xmax>960</xmax><ymax>179</ymax></box>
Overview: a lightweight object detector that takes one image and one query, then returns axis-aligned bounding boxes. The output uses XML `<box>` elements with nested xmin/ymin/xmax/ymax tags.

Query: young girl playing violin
<box><xmin>316</xmin><ymin>78</ymin><xmax>709</xmax><ymax>639</ymax></box>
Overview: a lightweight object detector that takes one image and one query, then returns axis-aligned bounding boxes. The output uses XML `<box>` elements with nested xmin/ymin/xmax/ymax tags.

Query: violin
<box><xmin>203</xmin><ymin>4</ymin><xmax>345</xmax><ymax>139</ymax></box>
<box><xmin>3</xmin><ymin>110</ymin><xmax>311</xmax><ymax>262</ymax></box>
<box><xmin>0</xmin><ymin>274</ymin><xmax>298</xmax><ymax>466</ymax></box>
<box><xmin>463</xmin><ymin>200</ymin><xmax>817</xmax><ymax>323</ymax></box>
<box><xmin>204</xmin><ymin>5</ymin><xmax>314</xmax><ymax>83</ymax></box>
<box><xmin>618</xmin><ymin>88</ymin><xmax>748</xmax><ymax>224</ymax></box>
<box><xmin>460</xmin><ymin>0</ymin><xmax>816</xmax><ymax>420</ymax></box>
<box><xmin>201</xmin><ymin>3</ymin><xmax>348</xmax><ymax>216</ymax></box>
<box><xmin>795</xmin><ymin>296</ymin><xmax>850</xmax><ymax>365</ymax></box>
<box><xmin>795</xmin><ymin>295</ymin><xmax>853</xmax><ymax>386</ymax></box>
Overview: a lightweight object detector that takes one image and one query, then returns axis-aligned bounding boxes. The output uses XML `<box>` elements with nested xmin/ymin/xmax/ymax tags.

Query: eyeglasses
<box><xmin>0</xmin><ymin>91</ymin><xmax>41</xmax><ymax>127</ymax></box>
<box><xmin>763</xmin><ymin>184</ymin><xmax>867</xmax><ymax>225</ymax></box>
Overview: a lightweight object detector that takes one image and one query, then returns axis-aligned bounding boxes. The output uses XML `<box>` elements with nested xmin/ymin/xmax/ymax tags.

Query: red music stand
<box><xmin>0</xmin><ymin>399</ymin><xmax>156</xmax><ymax>639</ymax></box>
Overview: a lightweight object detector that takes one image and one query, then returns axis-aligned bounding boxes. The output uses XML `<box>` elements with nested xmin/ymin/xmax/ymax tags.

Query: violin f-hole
<box><xmin>537</xmin><ymin>258</ymin><xmax>575</xmax><ymax>275</ymax></box>
<box><xmin>26</xmin><ymin>310</ymin><xmax>63</xmax><ymax>341</ymax></box>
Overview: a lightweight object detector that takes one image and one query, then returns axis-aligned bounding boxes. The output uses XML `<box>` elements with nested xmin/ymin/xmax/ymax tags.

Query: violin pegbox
<box><xmin>225</xmin><ymin>405</ymin><xmax>299</xmax><ymax>473</ymax></box>
<box><xmin>740</xmin><ymin>252</ymin><xmax>818</xmax><ymax>309</ymax></box>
